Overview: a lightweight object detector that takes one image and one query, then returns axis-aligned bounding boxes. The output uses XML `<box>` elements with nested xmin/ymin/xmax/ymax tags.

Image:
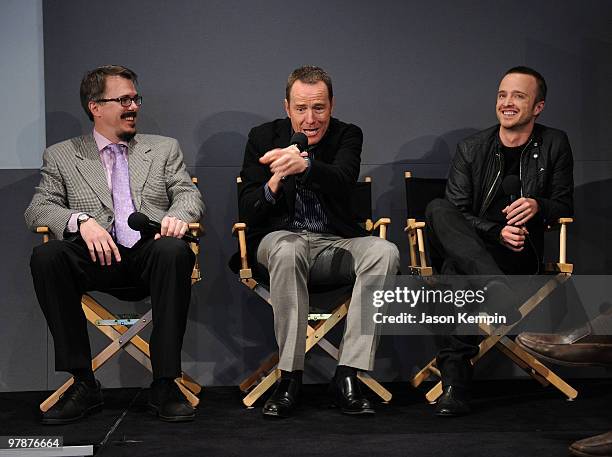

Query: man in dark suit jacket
<box><xmin>238</xmin><ymin>66</ymin><xmax>399</xmax><ymax>418</ymax></box>
<box><xmin>25</xmin><ymin>65</ymin><xmax>204</xmax><ymax>424</ymax></box>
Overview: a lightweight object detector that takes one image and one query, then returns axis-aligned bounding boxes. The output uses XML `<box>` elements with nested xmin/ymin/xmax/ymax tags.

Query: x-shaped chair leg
<box><xmin>40</xmin><ymin>295</ymin><xmax>200</xmax><ymax>412</ymax></box>
<box><xmin>412</xmin><ymin>274</ymin><xmax>578</xmax><ymax>403</ymax></box>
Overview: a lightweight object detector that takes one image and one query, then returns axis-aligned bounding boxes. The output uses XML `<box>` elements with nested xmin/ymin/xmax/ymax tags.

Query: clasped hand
<box><xmin>499</xmin><ymin>197</ymin><xmax>539</xmax><ymax>252</ymax></box>
<box><xmin>79</xmin><ymin>216</ymin><xmax>189</xmax><ymax>265</ymax></box>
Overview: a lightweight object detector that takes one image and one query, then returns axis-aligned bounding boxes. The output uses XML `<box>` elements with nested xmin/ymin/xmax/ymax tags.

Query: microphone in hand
<box><xmin>127</xmin><ymin>212</ymin><xmax>198</xmax><ymax>243</ymax></box>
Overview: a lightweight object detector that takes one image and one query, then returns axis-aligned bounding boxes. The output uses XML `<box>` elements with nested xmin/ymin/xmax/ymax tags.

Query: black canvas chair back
<box><xmin>405</xmin><ymin>174</ymin><xmax>447</xmax><ymax>220</ymax></box>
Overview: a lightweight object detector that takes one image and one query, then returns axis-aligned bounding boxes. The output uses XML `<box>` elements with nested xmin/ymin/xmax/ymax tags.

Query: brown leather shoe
<box><xmin>570</xmin><ymin>431</ymin><xmax>612</xmax><ymax>457</ymax></box>
<box><xmin>516</xmin><ymin>315</ymin><xmax>612</xmax><ymax>367</ymax></box>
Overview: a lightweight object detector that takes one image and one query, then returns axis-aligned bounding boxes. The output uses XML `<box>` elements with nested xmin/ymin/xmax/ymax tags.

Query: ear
<box><xmin>88</xmin><ymin>100</ymin><xmax>100</xmax><ymax>119</ymax></box>
<box><xmin>533</xmin><ymin>100</ymin><xmax>545</xmax><ymax>117</ymax></box>
<box><xmin>284</xmin><ymin>98</ymin><xmax>290</xmax><ymax>118</ymax></box>
<box><xmin>330</xmin><ymin>96</ymin><xmax>335</xmax><ymax>113</ymax></box>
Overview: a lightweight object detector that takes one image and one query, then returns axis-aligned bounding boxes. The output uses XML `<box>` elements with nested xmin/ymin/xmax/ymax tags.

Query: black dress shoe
<box><xmin>42</xmin><ymin>380</ymin><xmax>103</xmax><ymax>425</ymax></box>
<box><xmin>262</xmin><ymin>378</ymin><xmax>300</xmax><ymax>418</ymax></box>
<box><xmin>570</xmin><ymin>430</ymin><xmax>612</xmax><ymax>457</ymax></box>
<box><xmin>435</xmin><ymin>385</ymin><xmax>471</xmax><ymax>417</ymax></box>
<box><xmin>331</xmin><ymin>374</ymin><xmax>375</xmax><ymax>415</ymax></box>
<box><xmin>148</xmin><ymin>379</ymin><xmax>195</xmax><ymax>422</ymax></box>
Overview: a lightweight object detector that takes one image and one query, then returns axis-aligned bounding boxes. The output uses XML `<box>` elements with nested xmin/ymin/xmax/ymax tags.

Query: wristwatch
<box><xmin>77</xmin><ymin>213</ymin><xmax>92</xmax><ymax>228</ymax></box>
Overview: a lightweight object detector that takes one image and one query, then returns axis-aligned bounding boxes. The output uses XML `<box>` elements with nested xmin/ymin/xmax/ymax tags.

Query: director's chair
<box><xmin>403</xmin><ymin>171</ymin><xmax>578</xmax><ymax>402</ymax></box>
<box><xmin>232</xmin><ymin>176</ymin><xmax>393</xmax><ymax>407</ymax></box>
<box><xmin>39</xmin><ymin>179</ymin><xmax>203</xmax><ymax>413</ymax></box>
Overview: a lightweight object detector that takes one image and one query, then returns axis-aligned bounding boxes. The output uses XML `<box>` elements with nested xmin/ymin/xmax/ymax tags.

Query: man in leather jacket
<box><xmin>425</xmin><ymin>66</ymin><xmax>574</xmax><ymax>416</ymax></box>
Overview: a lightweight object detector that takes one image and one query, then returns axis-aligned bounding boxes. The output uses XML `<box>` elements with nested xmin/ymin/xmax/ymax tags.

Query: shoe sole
<box><xmin>568</xmin><ymin>446</ymin><xmax>600</xmax><ymax>457</ymax></box>
<box><xmin>435</xmin><ymin>410</ymin><xmax>469</xmax><ymax>417</ymax></box>
<box><xmin>147</xmin><ymin>404</ymin><xmax>195</xmax><ymax>422</ymax></box>
<box><xmin>262</xmin><ymin>410</ymin><xmax>291</xmax><ymax>419</ymax></box>
<box><xmin>516</xmin><ymin>341</ymin><xmax>612</xmax><ymax>368</ymax></box>
<box><xmin>41</xmin><ymin>402</ymin><xmax>103</xmax><ymax>425</ymax></box>
<box><xmin>340</xmin><ymin>409</ymin><xmax>376</xmax><ymax>415</ymax></box>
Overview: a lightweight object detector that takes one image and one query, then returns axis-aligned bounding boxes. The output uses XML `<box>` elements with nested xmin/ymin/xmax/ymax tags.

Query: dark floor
<box><xmin>1</xmin><ymin>379</ymin><xmax>610</xmax><ymax>457</ymax></box>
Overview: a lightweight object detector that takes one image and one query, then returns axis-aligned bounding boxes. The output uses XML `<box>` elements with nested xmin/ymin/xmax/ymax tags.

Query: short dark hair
<box><xmin>286</xmin><ymin>66</ymin><xmax>333</xmax><ymax>102</ymax></box>
<box><xmin>504</xmin><ymin>66</ymin><xmax>547</xmax><ymax>103</ymax></box>
<box><xmin>80</xmin><ymin>65</ymin><xmax>138</xmax><ymax>121</ymax></box>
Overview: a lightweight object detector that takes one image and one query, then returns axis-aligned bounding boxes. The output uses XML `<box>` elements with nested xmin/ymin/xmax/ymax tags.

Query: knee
<box><xmin>425</xmin><ymin>198</ymin><xmax>453</xmax><ymax>224</ymax></box>
<box><xmin>151</xmin><ymin>237</ymin><xmax>194</xmax><ymax>265</ymax></box>
<box><xmin>30</xmin><ymin>240</ymin><xmax>70</xmax><ymax>272</ymax></box>
<box><xmin>267</xmin><ymin>236</ymin><xmax>308</xmax><ymax>266</ymax></box>
<box><xmin>368</xmin><ymin>238</ymin><xmax>400</xmax><ymax>272</ymax></box>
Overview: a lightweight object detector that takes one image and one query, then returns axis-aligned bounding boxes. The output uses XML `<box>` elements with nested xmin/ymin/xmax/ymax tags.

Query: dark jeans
<box><xmin>425</xmin><ymin>198</ymin><xmax>538</xmax><ymax>388</ymax></box>
<box><xmin>30</xmin><ymin>236</ymin><xmax>195</xmax><ymax>379</ymax></box>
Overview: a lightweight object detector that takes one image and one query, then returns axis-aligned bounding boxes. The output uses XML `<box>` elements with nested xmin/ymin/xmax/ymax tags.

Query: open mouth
<box><xmin>501</xmin><ymin>110</ymin><xmax>518</xmax><ymax>117</ymax></box>
<box><xmin>302</xmin><ymin>128</ymin><xmax>319</xmax><ymax>136</ymax></box>
<box><xmin>121</xmin><ymin>112</ymin><xmax>137</xmax><ymax>122</ymax></box>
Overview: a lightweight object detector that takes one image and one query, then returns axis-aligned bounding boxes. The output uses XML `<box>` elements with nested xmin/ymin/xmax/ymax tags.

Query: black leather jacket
<box><xmin>446</xmin><ymin>123</ymin><xmax>574</xmax><ymax>253</ymax></box>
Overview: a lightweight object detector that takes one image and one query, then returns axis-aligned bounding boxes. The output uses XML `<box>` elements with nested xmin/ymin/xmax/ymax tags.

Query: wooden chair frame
<box><xmin>233</xmin><ymin>176</ymin><xmax>393</xmax><ymax>407</ymax></box>
<box><xmin>39</xmin><ymin>179</ymin><xmax>203</xmax><ymax>412</ymax></box>
<box><xmin>404</xmin><ymin>171</ymin><xmax>578</xmax><ymax>402</ymax></box>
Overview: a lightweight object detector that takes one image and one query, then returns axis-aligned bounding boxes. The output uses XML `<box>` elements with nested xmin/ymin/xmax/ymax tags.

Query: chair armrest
<box><xmin>188</xmin><ymin>222</ymin><xmax>203</xmax><ymax>236</ymax></box>
<box><xmin>545</xmin><ymin>217</ymin><xmax>573</xmax><ymax>273</ymax></box>
<box><xmin>372</xmin><ymin>218</ymin><xmax>391</xmax><ymax>239</ymax></box>
<box><xmin>404</xmin><ymin>219</ymin><xmax>432</xmax><ymax>275</ymax></box>
<box><xmin>404</xmin><ymin>220</ymin><xmax>425</xmax><ymax>232</ymax></box>
<box><xmin>36</xmin><ymin>226</ymin><xmax>50</xmax><ymax>243</ymax></box>
<box><xmin>231</xmin><ymin>222</ymin><xmax>252</xmax><ymax>279</ymax></box>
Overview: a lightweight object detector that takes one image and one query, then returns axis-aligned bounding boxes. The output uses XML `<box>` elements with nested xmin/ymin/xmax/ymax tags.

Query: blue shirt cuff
<box><xmin>264</xmin><ymin>183</ymin><xmax>278</xmax><ymax>204</ymax></box>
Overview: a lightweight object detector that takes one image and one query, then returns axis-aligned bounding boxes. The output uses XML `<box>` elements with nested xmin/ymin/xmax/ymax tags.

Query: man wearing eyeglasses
<box><xmin>25</xmin><ymin>65</ymin><xmax>204</xmax><ymax>424</ymax></box>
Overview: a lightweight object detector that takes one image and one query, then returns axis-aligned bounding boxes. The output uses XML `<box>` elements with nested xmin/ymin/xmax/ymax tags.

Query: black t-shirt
<box><xmin>484</xmin><ymin>141</ymin><xmax>539</xmax><ymax>274</ymax></box>
<box><xmin>484</xmin><ymin>143</ymin><xmax>524</xmax><ymax>225</ymax></box>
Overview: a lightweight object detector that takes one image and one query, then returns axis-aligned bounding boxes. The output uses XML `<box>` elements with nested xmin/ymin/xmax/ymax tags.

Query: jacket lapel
<box><xmin>75</xmin><ymin>134</ymin><xmax>114</xmax><ymax>210</ymax></box>
<box><xmin>127</xmin><ymin>136</ymin><xmax>151</xmax><ymax>211</ymax></box>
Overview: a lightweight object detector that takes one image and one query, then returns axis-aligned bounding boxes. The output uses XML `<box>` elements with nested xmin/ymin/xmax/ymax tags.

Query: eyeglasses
<box><xmin>96</xmin><ymin>95</ymin><xmax>143</xmax><ymax>107</ymax></box>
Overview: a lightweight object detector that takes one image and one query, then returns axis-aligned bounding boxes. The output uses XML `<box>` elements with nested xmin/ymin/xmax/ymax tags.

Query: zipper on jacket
<box><xmin>480</xmin><ymin>151</ymin><xmax>502</xmax><ymax>216</ymax></box>
<box><xmin>518</xmin><ymin>138</ymin><xmax>533</xmax><ymax>197</ymax></box>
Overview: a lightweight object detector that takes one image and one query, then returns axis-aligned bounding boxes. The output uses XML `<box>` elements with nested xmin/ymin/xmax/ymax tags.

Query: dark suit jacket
<box><xmin>231</xmin><ymin>117</ymin><xmax>368</xmax><ymax>271</ymax></box>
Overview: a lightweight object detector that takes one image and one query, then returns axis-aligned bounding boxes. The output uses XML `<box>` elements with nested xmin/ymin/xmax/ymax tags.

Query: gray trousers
<box><xmin>257</xmin><ymin>230</ymin><xmax>400</xmax><ymax>372</ymax></box>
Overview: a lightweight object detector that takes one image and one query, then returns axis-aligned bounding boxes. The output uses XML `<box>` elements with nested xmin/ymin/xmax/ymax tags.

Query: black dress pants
<box><xmin>30</xmin><ymin>236</ymin><xmax>195</xmax><ymax>380</ymax></box>
<box><xmin>425</xmin><ymin>198</ymin><xmax>537</xmax><ymax>388</ymax></box>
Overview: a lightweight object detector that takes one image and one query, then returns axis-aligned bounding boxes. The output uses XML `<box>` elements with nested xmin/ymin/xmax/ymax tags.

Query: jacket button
<box><xmin>533</xmin><ymin>142</ymin><xmax>538</xmax><ymax>147</ymax></box>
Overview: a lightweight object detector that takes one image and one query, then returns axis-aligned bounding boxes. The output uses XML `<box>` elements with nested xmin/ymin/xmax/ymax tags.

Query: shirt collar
<box><xmin>93</xmin><ymin>128</ymin><xmax>129</xmax><ymax>153</ymax></box>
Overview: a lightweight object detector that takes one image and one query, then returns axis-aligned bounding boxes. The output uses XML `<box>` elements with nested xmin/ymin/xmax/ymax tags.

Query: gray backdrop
<box><xmin>2</xmin><ymin>0</ymin><xmax>612</xmax><ymax>392</ymax></box>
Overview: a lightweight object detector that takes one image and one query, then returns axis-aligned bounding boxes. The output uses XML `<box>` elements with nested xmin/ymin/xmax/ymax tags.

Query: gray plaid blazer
<box><xmin>25</xmin><ymin>133</ymin><xmax>204</xmax><ymax>240</ymax></box>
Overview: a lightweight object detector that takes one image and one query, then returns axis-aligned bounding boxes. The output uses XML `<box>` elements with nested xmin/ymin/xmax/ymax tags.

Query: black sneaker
<box><xmin>148</xmin><ymin>378</ymin><xmax>195</xmax><ymax>422</ymax></box>
<box><xmin>41</xmin><ymin>380</ymin><xmax>103</xmax><ymax>425</ymax></box>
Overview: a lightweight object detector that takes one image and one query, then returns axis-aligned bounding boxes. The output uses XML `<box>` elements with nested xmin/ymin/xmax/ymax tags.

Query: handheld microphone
<box><xmin>289</xmin><ymin>132</ymin><xmax>308</xmax><ymax>151</ymax></box>
<box><xmin>127</xmin><ymin>212</ymin><xmax>199</xmax><ymax>243</ymax></box>
<box><xmin>502</xmin><ymin>175</ymin><xmax>521</xmax><ymax>203</ymax></box>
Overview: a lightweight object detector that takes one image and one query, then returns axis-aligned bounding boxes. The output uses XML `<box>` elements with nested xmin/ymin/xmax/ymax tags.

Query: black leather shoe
<box><xmin>435</xmin><ymin>385</ymin><xmax>471</xmax><ymax>417</ymax></box>
<box><xmin>331</xmin><ymin>374</ymin><xmax>375</xmax><ymax>415</ymax></box>
<box><xmin>41</xmin><ymin>380</ymin><xmax>103</xmax><ymax>425</ymax></box>
<box><xmin>570</xmin><ymin>430</ymin><xmax>612</xmax><ymax>457</ymax></box>
<box><xmin>148</xmin><ymin>379</ymin><xmax>195</xmax><ymax>422</ymax></box>
<box><xmin>262</xmin><ymin>378</ymin><xmax>300</xmax><ymax>418</ymax></box>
